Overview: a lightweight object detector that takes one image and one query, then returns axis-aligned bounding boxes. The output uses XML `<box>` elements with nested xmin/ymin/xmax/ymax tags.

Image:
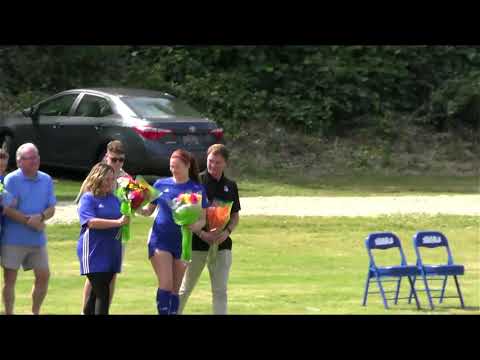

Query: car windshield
<box><xmin>122</xmin><ymin>96</ymin><xmax>203</xmax><ymax>118</ymax></box>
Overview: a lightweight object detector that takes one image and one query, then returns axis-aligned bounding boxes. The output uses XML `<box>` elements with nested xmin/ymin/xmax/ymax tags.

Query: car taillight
<box><xmin>210</xmin><ymin>128</ymin><xmax>224</xmax><ymax>141</ymax></box>
<box><xmin>133</xmin><ymin>126</ymin><xmax>172</xmax><ymax>140</ymax></box>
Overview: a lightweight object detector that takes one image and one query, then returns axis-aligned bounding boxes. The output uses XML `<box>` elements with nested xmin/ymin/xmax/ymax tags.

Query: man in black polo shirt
<box><xmin>178</xmin><ymin>144</ymin><xmax>240</xmax><ymax>314</ymax></box>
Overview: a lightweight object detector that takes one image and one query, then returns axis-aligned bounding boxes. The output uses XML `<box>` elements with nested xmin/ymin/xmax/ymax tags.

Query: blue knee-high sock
<box><xmin>169</xmin><ymin>293</ymin><xmax>179</xmax><ymax>315</ymax></box>
<box><xmin>156</xmin><ymin>288</ymin><xmax>171</xmax><ymax>315</ymax></box>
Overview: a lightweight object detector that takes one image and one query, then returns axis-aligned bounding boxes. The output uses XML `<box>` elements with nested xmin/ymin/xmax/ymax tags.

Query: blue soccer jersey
<box><xmin>77</xmin><ymin>192</ymin><xmax>123</xmax><ymax>275</ymax></box>
<box><xmin>148</xmin><ymin>177</ymin><xmax>207</xmax><ymax>259</ymax></box>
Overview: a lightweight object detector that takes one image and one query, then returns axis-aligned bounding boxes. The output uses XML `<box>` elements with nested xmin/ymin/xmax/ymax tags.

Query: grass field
<box><xmin>7</xmin><ymin>214</ymin><xmax>479</xmax><ymax>315</ymax></box>
<box><xmin>53</xmin><ymin>174</ymin><xmax>480</xmax><ymax>201</ymax></box>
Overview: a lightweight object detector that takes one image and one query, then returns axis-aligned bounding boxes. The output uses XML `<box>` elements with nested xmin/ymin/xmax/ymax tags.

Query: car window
<box><xmin>122</xmin><ymin>96</ymin><xmax>202</xmax><ymax>118</ymax></box>
<box><xmin>75</xmin><ymin>94</ymin><xmax>113</xmax><ymax>117</ymax></box>
<box><xmin>37</xmin><ymin>94</ymin><xmax>78</xmax><ymax>116</ymax></box>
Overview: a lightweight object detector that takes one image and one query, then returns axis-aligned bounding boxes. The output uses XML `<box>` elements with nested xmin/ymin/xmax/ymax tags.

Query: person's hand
<box><xmin>213</xmin><ymin>229</ymin><xmax>230</xmax><ymax>245</ymax></box>
<box><xmin>118</xmin><ymin>215</ymin><xmax>130</xmax><ymax>226</ymax></box>
<box><xmin>136</xmin><ymin>204</ymin><xmax>155</xmax><ymax>217</ymax></box>
<box><xmin>199</xmin><ymin>231</ymin><xmax>217</xmax><ymax>245</ymax></box>
<box><xmin>188</xmin><ymin>221</ymin><xmax>204</xmax><ymax>233</ymax></box>
<box><xmin>135</xmin><ymin>208</ymin><xmax>145</xmax><ymax>216</ymax></box>
<box><xmin>135</xmin><ymin>207</ymin><xmax>149</xmax><ymax>216</ymax></box>
<box><xmin>27</xmin><ymin>214</ymin><xmax>42</xmax><ymax>227</ymax></box>
<box><xmin>27</xmin><ymin>214</ymin><xmax>46</xmax><ymax>232</ymax></box>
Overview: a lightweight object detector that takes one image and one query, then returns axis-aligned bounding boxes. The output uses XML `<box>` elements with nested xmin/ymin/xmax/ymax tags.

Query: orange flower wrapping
<box><xmin>206</xmin><ymin>201</ymin><xmax>233</xmax><ymax>232</ymax></box>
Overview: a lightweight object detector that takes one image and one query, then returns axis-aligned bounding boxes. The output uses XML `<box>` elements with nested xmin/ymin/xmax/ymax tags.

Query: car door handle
<box><xmin>52</xmin><ymin>123</ymin><xmax>62</xmax><ymax>129</ymax></box>
<box><xmin>94</xmin><ymin>125</ymin><xmax>104</xmax><ymax>131</ymax></box>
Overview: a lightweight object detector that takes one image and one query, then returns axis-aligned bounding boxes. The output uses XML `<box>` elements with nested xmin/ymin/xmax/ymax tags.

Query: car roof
<box><xmin>66</xmin><ymin>87</ymin><xmax>174</xmax><ymax>98</ymax></box>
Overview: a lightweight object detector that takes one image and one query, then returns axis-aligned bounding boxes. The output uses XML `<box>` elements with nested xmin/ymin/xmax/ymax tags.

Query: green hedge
<box><xmin>1</xmin><ymin>45</ymin><xmax>479</xmax><ymax>135</ymax></box>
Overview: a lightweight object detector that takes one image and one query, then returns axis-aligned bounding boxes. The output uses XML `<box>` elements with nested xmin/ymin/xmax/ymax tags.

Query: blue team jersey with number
<box><xmin>77</xmin><ymin>192</ymin><xmax>123</xmax><ymax>275</ymax></box>
<box><xmin>148</xmin><ymin>177</ymin><xmax>207</xmax><ymax>259</ymax></box>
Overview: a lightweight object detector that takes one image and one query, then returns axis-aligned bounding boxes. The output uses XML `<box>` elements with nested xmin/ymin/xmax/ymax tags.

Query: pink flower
<box><xmin>190</xmin><ymin>193</ymin><xmax>198</xmax><ymax>204</ymax></box>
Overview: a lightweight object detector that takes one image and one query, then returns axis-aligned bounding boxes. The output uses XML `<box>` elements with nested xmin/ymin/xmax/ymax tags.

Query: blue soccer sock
<box><xmin>169</xmin><ymin>293</ymin><xmax>180</xmax><ymax>315</ymax></box>
<box><xmin>156</xmin><ymin>288</ymin><xmax>171</xmax><ymax>315</ymax></box>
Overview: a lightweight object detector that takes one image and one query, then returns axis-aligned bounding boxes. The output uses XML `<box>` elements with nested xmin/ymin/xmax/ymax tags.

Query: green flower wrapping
<box><xmin>170</xmin><ymin>192</ymin><xmax>203</xmax><ymax>262</ymax></box>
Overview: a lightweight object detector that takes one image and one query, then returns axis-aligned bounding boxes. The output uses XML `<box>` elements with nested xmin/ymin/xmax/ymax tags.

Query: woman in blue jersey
<box><xmin>138</xmin><ymin>149</ymin><xmax>207</xmax><ymax>315</ymax></box>
<box><xmin>77</xmin><ymin>163</ymin><xmax>129</xmax><ymax>315</ymax></box>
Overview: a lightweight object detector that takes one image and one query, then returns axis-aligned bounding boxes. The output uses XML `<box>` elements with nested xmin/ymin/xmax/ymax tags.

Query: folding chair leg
<box><xmin>453</xmin><ymin>275</ymin><xmax>465</xmax><ymax>308</ymax></box>
<box><xmin>407</xmin><ymin>276</ymin><xmax>420</xmax><ymax>310</ymax></box>
<box><xmin>394</xmin><ymin>277</ymin><xmax>402</xmax><ymax>305</ymax></box>
<box><xmin>421</xmin><ymin>274</ymin><xmax>434</xmax><ymax>310</ymax></box>
<box><xmin>375</xmin><ymin>275</ymin><xmax>389</xmax><ymax>309</ymax></box>
<box><xmin>439</xmin><ymin>276</ymin><xmax>448</xmax><ymax>304</ymax></box>
<box><xmin>362</xmin><ymin>273</ymin><xmax>371</xmax><ymax>306</ymax></box>
<box><xmin>408</xmin><ymin>276</ymin><xmax>417</xmax><ymax>304</ymax></box>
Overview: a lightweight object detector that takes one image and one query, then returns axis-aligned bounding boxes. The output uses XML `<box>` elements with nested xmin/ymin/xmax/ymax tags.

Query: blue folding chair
<box><xmin>409</xmin><ymin>231</ymin><xmax>465</xmax><ymax>310</ymax></box>
<box><xmin>363</xmin><ymin>232</ymin><xmax>420</xmax><ymax>309</ymax></box>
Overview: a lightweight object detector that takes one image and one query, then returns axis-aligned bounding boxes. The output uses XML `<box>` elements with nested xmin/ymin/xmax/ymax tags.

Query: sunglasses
<box><xmin>109</xmin><ymin>157</ymin><xmax>125</xmax><ymax>163</ymax></box>
<box><xmin>0</xmin><ymin>154</ymin><xmax>8</xmax><ymax>159</ymax></box>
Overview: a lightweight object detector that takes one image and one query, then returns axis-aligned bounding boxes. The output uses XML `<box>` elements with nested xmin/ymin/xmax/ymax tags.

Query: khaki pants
<box><xmin>178</xmin><ymin>248</ymin><xmax>232</xmax><ymax>315</ymax></box>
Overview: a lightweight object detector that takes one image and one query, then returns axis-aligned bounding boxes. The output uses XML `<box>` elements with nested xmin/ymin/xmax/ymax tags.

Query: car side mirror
<box><xmin>22</xmin><ymin>107</ymin><xmax>33</xmax><ymax>117</ymax></box>
<box><xmin>23</xmin><ymin>107</ymin><xmax>39</xmax><ymax>122</ymax></box>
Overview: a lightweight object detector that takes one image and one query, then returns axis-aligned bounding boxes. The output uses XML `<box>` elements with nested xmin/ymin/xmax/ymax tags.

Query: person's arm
<box><xmin>27</xmin><ymin>206</ymin><xmax>56</xmax><ymax>229</ymax></box>
<box><xmin>195</xmin><ymin>228</ymin><xmax>216</xmax><ymax>245</ymax></box>
<box><xmin>28</xmin><ymin>176</ymin><xmax>57</xmax><ymax>230</ymax></box>
<box><xmin>136</xmin><ymin>203</ymin><xmax>156</xmax><ymax>217</ymax></box>
<box><xmin>213</xmin><ymin>211</ymin><xmax>240</xmax><ymax>244</ymax></box>
<box><xmin>213</xmin><ymin>180</ymin><xmax>241</xmax><ymax>244</ymax></box>
<box><xmin>225</xmin><ymin>212</ymin><xmax>239</xmax><ymax>234</ymax></box>
<box><xmin>3</xmin><ymin>206</ymin><xmax>30</xmax><ymax>225</ymax></box>
<box><xmin>41</xmin><ymin>206</ymin><xmax>55</xmax><ymax>221</ymax></box>
<box><xmin>87</xmin><ymin>216</ymin><xmax>129</xmax><ymax>229</ymax></box>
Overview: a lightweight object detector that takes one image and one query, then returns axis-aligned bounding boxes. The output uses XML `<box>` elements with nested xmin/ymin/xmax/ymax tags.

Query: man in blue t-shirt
<box><xmin>1</xmin><ymin>143</ymin><xmax>56</xmax><ymax>315</ymax></box>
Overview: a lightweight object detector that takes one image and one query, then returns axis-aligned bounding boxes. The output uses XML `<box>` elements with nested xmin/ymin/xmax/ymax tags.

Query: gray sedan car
<box><xmin>0</xmin><ymin>88</ymin><xmax>224</xmax><ymax>175</ymax></box>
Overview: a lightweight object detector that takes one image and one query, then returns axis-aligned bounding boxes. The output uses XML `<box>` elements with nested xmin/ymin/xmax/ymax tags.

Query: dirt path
<box><xmin>48</xmin><ymin>195</ymin><xmax>480</xmax><ymax>224</ymax></box>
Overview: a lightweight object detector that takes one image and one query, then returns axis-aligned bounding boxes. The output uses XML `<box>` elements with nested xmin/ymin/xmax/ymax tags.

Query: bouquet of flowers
<box><xmin>170</xmin><ymin>192</ymin><xmax>203</xmax><ymax>262</ymax></box>
<box><xmin>206</xmin><ymin>199</ymin><xmax>233</xmax><ymax>265</ymax></box>
<box><xmin>206</xmin><ymin>200</ymin><xmax>233</xmax><ymax>232</ymax></box>
<box><xmin>115</xmin><ymin>175</ymin><xmax>161</xmax><ymax>243</ymax></box>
